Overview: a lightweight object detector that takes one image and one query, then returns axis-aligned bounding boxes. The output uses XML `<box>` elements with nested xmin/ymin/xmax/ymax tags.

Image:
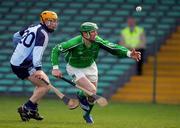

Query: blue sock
<box><xmin>77</xmin><ymin>91</ymin><xmax>90</xmax><ymax>111</ymax></box>
<box><xmin>24</xmin><ymin>100</ymin><xmax>37</xmax><ymax>110</ymax></box>
<box><xmin>84</xmin><ymin>104</ymin><xmax>94</xmax><ymax>116</ymax></box>
<box><xmin>77</xmin><ymin>91</ymin><xmax>94</xmax><ymax>116</ymax></box>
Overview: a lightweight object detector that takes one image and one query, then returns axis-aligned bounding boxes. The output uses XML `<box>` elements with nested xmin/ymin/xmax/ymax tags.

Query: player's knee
<box><xmin>39</xmin><ymin>84</ymin><xmax>50</xmax><ymax>92</ymax></box>
<box><xmin>91</xmin><ymin>88</ymin><xmax>97</xmax><ymax>94</ymax></box>
<box><xmin>91</xmin><ymin>85</ymin><xmax>97</xmax><ymax>94</ymax></box>
<box><xmin>44</xmin><ymin>85</ymin><xmax>51</xmax><ymax>92</ymax></box>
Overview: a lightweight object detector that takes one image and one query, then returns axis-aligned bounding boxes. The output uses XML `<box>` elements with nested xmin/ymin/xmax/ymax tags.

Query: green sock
<box><xmin>77</xmin><ymin>90</ymin><xmax>86</xmax><ymax>98</ymax></box>
<box><xmin>77</xmin><ymin>90</ymin><xmax>94</xmax><ymax>115</ymax></box>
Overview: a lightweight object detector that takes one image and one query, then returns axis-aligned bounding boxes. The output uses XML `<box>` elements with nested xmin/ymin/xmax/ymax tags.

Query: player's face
<box><xmin>89</xmin><ymin>30</ymin><xmax>98</xmax><ymax>41</ymax></box>
<box><xmin>45</xmin><ymin>19</ymin><xmax>58</xmax><ymax>30</ymax></box>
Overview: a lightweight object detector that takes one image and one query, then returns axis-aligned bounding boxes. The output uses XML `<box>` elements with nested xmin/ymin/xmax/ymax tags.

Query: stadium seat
<box><xmin>119</xmin><ymin>58</ymin><xmax>136</xmax><ymax>65</ymax></box>
<box><xmin>161</xmin><ymin>18</ymin><xmax>175</xmax><ymax>24</ymax></box>
<box><xmin>172</xmin><ymin>5</ymin><xmax>180</xmax><ymax>11</ymax></box>
<box><xmin>28</xmin><ymin>8</ymin><xmax>42</xmax><ymax>14</ymax></box>
<box><xmin>8</xmin><ymin>26</ymin><xmax>21</xmax><ymax>33</ymax></box>
<box><xmin>102</xmin><ymin>23</ymin><xmax>117</xmax><ymax>28</ymax></box>
<box><xmin>100</xmin><ymin>57</ymin><xmax>117</xmax><ymax>63</ymax></box>
<box><xmin>65</xmin><ymin>87</ymin><xmax>79</xmax><ymax>94</ymax></box>
<box><xmin>64</xmin><ymin>9</ymin><xmax>78</xmax><ymax>15</ymax></box>
<box><xmin>4</xmin><ymin>74</ymin><xmax>17</xmax><ymax>79</ymax></box>
<box><xmin>35</xmin><ymin>2</ymin><xmax>50</xmax><ymax>7</ymax></box>
<box><xmin>62</xmin><ymin>27</ymin><xmax>76</xmax><ymax>33</ymax></box>
<box><xmin>114</xmin><ymin>10</ymin><xmax>130</xmax><ymax>17</ymax></box>
<box><xmin>0</xmin><ymin>7</ymin><xmax>9</xmax><ymax>13</ymax></box>
<box><xmin>99</xmin><ymin>28</ymin><xmax>112</xmax><ymax>35</ymax></box>
<box><xmin>157</xmin><ymin>5</ymin><xmax>169</xmax><ymax>11</ymax></box>
<box><xmin>15</xmin><ymin>20</ymin><xmax>26</xmax><ymax>26</ymax></box>
<box><xmin>161</xmin><ymin>0</ymin><xmax>176</xmax><ymax>4</ymax></box>
<box><xmin>0</xmin><ymin>19</ymin><xmax>12</xmax><ymax>26</ymax></box>
<box><xmin>112</xmin><ymin>65</ymin><xmax>131</xmax><ymax>71</ymax></box>
<box><xmin>157</xmin><ymin>24</ymin><xmax>171</xmax><ymax>30</ymax></box>
<box><xmin>109</xmin><ymin>0</ymin><xmax>125</xmax><ymax>3</ymax></box>
<box><xmin>11</xmin><ymin>8</ymin><xmax>26</xmax><ymax>14</ymax></box>
<box><xmin>0</xmin><ymin>67</ymin><xmax>10</xmax><ymax>73</ymax></box>
<box><xmin>121</xmin><ymin>4</ymin><xmax>135</xmax><ymax>10</ymax></box>
<box><xmin>1</xmin><ymin>1</ymin><xmax>15</xmax><ymax>7</ymax></box>
<box><xmin>69</xmin><ymin>3</ymin><xmax>83</xmax><ymax>8</ymax></box>
<box><xmin>26</xmin><ymin>15</ymin><xmax>37</xmax><ymax>21</ymax></box>
<box><xmin>86</xmin><ymin>3</ymin><xmax>101</xmax><ymax>9</ymax></box>
<box><xmin>144</xmin><ymin>18</ymin><xmax>157</xmax><ymax>24</ymax></box>
<box><xmin>167</xmin><ymin>12</ymin><xmax>180</xmax><ymax>17</ymax></box>
<box><xmin>98</xmin><ymin>64</ymin><xmax>111</xmax><ymax>70</ymax></box>
<box><xmin>0</xmin><ymin>26</ymin><xmax>6</xmax><ymax>31</ymax></box>
<box><xmin>92</xmin><ymin>17</ymin><xmax>106</xmax><ymax>22</ymax></box>
<box><xmin>17</xmin><ymin>1</ymin><xmax>33</xmax><ymax>6</ymax></box>
<box><xmin>100</xmin><ymin>76</ymin><xmax>118</xmax><ymax>81</ymax></box>
<box><xmin>92</xmin><ymin>0</ymin><xmax>108</xmax><ymax>2</ymax></box>
<box><xmin>107</xmin><ymin>70</ymin><xmax>125</xmax><ymax>76</ymax></box>
<box><xmin>0</xmin><ymin>86</ymin><xmax>7</xmax><ymax>92</ymax></box>
<box><xmin>103</xmin><ymin>4</ymin><xmax>118</xmax><ymax>9</ymax></box>
<box><xmin>81</xmin><ymin>9</ymin><xmax>95</xmax><ymax>15</ymax></box>
<box><xmin>51</xmin><ymin>2</ymin><xmax>67</xmax><ymax>8</ymax></box>
<box><xmin>9</xmin><ymin>86</ymin><xmax>23</xmax><ymax>92</ymax></box>
<box><xmin>98</xmin><ymin>82</ymin><xmax>110</xmax><ymax>88</ymax></box>
<box><xmin>0</xmin><ymin>80</ymin><xmax>14</xmax><ymax>86</ymax></box>
<box><xmin>132</xmin><ymin>11</ymin><xmax>147</xmax><ymax>17</ymax></box>
<box><xmin>97</xmin><ymin>88</ymin><xmax>104</xmax><ymax>95</ymax></box>
<box><xmin>149</xmin><ymin>12</ymin><xmax>164</xmax><ymax>17</ymax></box>
<box><xmin>144</xmin><ymin>0</ymin><xmax>157</xmax><ymax>4</ymax></box>
<box><xmin>140</xmin><ymin>23</ymin><xmax>153</xmax><ymax>30</ymax></box>
<box><xmin>74</xmin><ymin>15</ymin><xmax>89</xmax><ymax>22</ymax></box>
<box><xmin>98</xmin><ymin>10</ymin><xmax>112</xmax><ymax>16</ymax></box>
<box><xmin>109</xmin><ymin>17</ymin><xmax>124</xmax><ymax>22</ymax></box>
<box><xmin>75</xmin><ymin>0</ymin><xmax>90</xmax><ymax>2</ymax></box>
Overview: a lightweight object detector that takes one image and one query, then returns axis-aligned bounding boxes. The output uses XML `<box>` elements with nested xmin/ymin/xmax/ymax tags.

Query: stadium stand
<box><xmin>0</xmin><ymin>0</ymin><xmax>179</xmax><ymax>102</ymax></box>
<box><xmin>112</xmin><ymin>26</ymin><xmax>180</xmax><ymax>104</ymax></box>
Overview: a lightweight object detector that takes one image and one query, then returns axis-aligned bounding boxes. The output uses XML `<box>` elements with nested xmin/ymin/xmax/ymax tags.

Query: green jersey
<box><xmin>51</xmin><ymin>35</ymin><xmax>130</xmax><ymax>68</ymax></box>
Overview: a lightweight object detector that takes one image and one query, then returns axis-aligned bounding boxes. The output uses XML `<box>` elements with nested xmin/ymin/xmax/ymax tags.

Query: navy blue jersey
<box><xmin>10</xmin><ymin>24</ymin><xmax>49</xmax><ymax>70</ymax></box>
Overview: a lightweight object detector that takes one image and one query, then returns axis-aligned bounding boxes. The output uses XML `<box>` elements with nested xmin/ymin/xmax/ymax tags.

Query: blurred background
<box><xmin>0</xmin><ymin>0</ymin><xmax>180</xmax><ymax>105</ymax></box>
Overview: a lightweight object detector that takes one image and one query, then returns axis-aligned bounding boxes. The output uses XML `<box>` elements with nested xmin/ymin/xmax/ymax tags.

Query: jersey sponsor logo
<box><xmin>78</xmin><ymin>51</ymin><xmax>83</xmax><ymax>55</ymax></box>
<box><xmin>58</xmin><ymin>45</ymin><xmax>64</xmax><ymax>51</ymax></box>
<box><xmin>108</xmin><ymin>42</ymin><xmax>116</xmax><ymax>47</ymax></box>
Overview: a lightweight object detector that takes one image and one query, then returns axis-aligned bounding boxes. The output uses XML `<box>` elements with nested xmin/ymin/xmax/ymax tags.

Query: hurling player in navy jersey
<box><xmin>10</xmin><ymin>10</ymin><xmax>58</xmax><ymax>121</ymax></box>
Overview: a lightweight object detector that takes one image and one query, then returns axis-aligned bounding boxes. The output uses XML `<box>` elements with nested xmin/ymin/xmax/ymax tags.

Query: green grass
<box><xmin>0</xmin><ymin>96</ymin><xmax>180</xmax><ymax>128</ymax></box>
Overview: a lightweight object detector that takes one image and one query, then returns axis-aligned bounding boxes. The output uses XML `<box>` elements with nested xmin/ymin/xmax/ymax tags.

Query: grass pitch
<box><xmin>0</xmin><ymin>96</ymin><xmax>179</xmax><ymax>128</ymax></box>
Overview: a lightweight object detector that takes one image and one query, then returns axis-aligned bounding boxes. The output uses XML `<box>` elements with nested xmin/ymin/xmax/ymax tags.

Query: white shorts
<box><xmin>66</xmin><ymin>62</ymin><xmax>98</xmax><ymax>82</ymax></box>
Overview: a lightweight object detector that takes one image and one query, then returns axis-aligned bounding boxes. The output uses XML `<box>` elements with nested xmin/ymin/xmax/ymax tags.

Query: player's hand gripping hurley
<box><xmin>61</xmin><ymin>77</ymin><xmax>108</xmax><ymax>107</ymax></box>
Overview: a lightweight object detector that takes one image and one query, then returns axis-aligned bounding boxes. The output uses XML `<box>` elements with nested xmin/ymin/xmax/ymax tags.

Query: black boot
<box><xmin>17</xmin><ymin>106</ymin><xmax>30</xmax><ymax>121</ymax></box>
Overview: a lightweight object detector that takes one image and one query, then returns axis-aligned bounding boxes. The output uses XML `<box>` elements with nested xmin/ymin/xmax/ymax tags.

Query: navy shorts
<box><xmin>11</xmin><ymin>64</ymin><xmax>30</xmax><ymax>79</ymax></box>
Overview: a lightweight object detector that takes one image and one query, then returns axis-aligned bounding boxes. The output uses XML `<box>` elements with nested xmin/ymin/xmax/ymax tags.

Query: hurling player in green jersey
<box><xmin>51</xmin><ymin>22</ymin><xmax>141</xmax><ymax>124</ymax></box>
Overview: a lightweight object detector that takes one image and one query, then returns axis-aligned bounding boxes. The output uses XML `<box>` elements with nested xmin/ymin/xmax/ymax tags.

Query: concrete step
<box><xmin>148</xmin><ymin>56</ymin><xmax>180</xmax><ymax>63</ymax></box>
<box><xmin>171</xmin><ymin>33</ymin><xmax>180</xmax><ymax>39</ymax></box>
<box><xmin>130</xmin><ymin>76</ymin><xmax>180</xmax><ymax>82</ymax></box>
<box><xmin>166</xmin><ymin>39</ymin><xmax>179</xmax><ymax>44</ymax></box>
<box><xmin>143</xmin><ymin>65</ymin><xmax>180</xmax><ymax>70</ymax></box>
<box><xmin>112</xmin><ymin>94</ymin><xmax>152</xmax><ymax>103</ymax></box>
<box><xmin>157</xmin><ymin>52</ymin><xmax>180</xmax><ymax>56</ymax></box>
<box><xmin>143</xmin><ymin>71</ymin><xmax>180</xmax><ymax>77</ymax></box>
<box><xmin>160</xmin><ymin>46</ymin><xmax>180</xmax><ymax>51</ymax></box>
